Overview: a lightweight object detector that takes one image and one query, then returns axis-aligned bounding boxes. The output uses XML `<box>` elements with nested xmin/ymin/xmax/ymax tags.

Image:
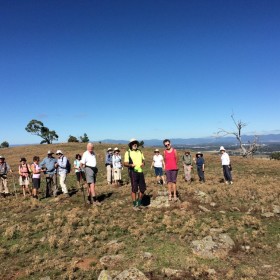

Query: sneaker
<box><xmin>173</xmin><ymin>196</ymin><xmax>178</xmax><ymax>202</ymax></box>
<box><xmin>230</xmin><ymin>181</ymin><xmax>233</xmax><ymax>185</ymax></box>
<box><xmin>168</xmin><ymin>196</ymin><xmax>172</xmax><ymax>201</ymax></box>
<box><xmin>225</xmin><ymin>181</ymin><xmax>229</xmax><ymax>185</ymax></box>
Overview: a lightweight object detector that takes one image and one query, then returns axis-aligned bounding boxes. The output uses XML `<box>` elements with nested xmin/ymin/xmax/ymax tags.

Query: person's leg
<box><xmin>183</xmin><ymin>164</ymin><xmax>188</xmax><ymax>181</ymax></box>
<box><xmin>106</xmin><ymin>165</ymin><xmax>112</xmax><ymax>184</ymax></box>
<box><xmin>186</xmin><ymin>165</ymin><xmax>191</xmax><ymax>182</ymax></box>
<box><xmin>3</xmin><ymin>177</ymin><xmax>9</xmax><ymax>194</ymax></box>
<box><xmin>59</xmin><ymin>173</ymin><xmax>68</xmax><ymax>194</ymax></box>
<box><xmin>0</xmin><ymin>177</ymin><xmax>4</xmax><ymax>195</ymax></box>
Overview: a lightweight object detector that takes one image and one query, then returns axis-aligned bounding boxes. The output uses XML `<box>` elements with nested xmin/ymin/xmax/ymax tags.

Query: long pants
<box><xmin>45</xmin><ymin>174</ymin><xmax>57</xmax><ymax>197</ymax></box>
<box><xmin>58</xmin><ymin>173</ymin><xmax>68</xmax><ymax>194</ymax></box>
<box><xmin>183</xmin><ymin>164</ymin><xmax>192</xmax><ymax>181</ymax></box>
<box><xmin>0</xmin><ymin>176</ymin><xmax>9</xmax><ymax>193</ymax></box>
<box><xmin>223</xmin><ymin>165</ymin><xmax>232</xmax><ymax>182</ymax></box>
<box><xmin>197</xmin><ymin>166</ymin><xmax>205</xmax><ymax>182</ymax></box>
<box><xmin>106</xmin><ymin>165</ymin><xmax>112</xmax><ymax>183</ymax></box>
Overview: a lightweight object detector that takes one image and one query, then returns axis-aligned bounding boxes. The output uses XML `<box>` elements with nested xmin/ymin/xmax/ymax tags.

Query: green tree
<box><xmin>270</xmin><ymin>152</ymin><xmax>280</xmax><ymax>160</ymax></box>
<box><xmin>80</xmin><ymin>133</ymin><xmax>89</xmax><ymax>143</ymax></box>
<box><xmin>68</xmin><ymin>135</ymin><xmax>79</xmax><ymax>143</ymax></box>
<box><xmin>0</xmin><ymin>141</ymin><xmax>9</xmax><ymax>148</ymax></box>
<box><xmin>25</xmin><ymin>119</ymin><xmax>59</xmax><ymax>144</ymax></box>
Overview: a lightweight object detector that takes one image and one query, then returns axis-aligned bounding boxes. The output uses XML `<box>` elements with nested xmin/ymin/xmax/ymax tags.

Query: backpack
<box><xmin>62</xmin><ymin>156</ymin><xmax>71</xmax><ymax>174</ymax></box>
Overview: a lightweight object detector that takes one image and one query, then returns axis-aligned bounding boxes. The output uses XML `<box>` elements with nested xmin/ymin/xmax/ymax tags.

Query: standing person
<box><xmin>163</xmin><ymin>139</ymin><xmax>179</xmax><ymax>201</ymax></box>
<box><xmin>182</xmin><ymin>151</ymin><xmax>193</xmax><ymax>183</ymax></box>
<box><xmin>0</xmin><ymin>155</ymin><xmax>12</xmax><ymax>197</ymax></box>
<box><xmin>18</xmin><ymin>158</ymin><xmax>31</xmax><ymax>197</ymax></box>
<box><xmin>80</xmin><ymin>143</ymin><xmax>100</xmax><ymax>205</ymax></box>
<box><xmin>219</xmin><ymin>146</ymin><xmax>233</xmax><ymax>185</ymax></box>
<box><xmin>31</xmin><ymin>156</ymin><xmax>41</xmax><ymax>199</ymax></box>
<box><xmin>124</xmin><ymin>138</ymin><xmax>146</xmax><ymax>210</ymax></box>
<box><xmin>74</xmin><ymin>154</ymin><xmax>86</xmax><ymax>190</ymax></box>
<box><xmin>194</xmin><ymin>152</ymin><xmax>205</xmax><ymax>183</ymax></box>
<box><xmin>105</xmin><ymin>148</ymin><xmax>113</xmax><ymax>185</ymax></box>
<box><xmin>151</xmin><ymin>149</ymin><xmax>165</xmax><ymax>185</ymax></box>
<box><xmin>112</xmin><ymin>147</ymin><xmax>122</xmax><ymax>186</ymax></box>
<box><xmin>55</xmin><ymin>150</ymin><xmax>69</xmax><ymax>197</ymax></box>
<box><xmin>39</xmin><ymin>151</ymin><xmax>57</xmax><ymax>197</ymax></box>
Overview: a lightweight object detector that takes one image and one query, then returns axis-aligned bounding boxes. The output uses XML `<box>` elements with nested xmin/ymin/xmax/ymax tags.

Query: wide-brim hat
<box><xmin>107</xmin><ymin>147</ymin><xmax>113</xmax><ymax>152</ymax></box>
<box><xmin>129</xmin><ymin>138</ymin><xmax>139</xmax><ymax>146</ymax></box>
<box><xmin>0</xmin><ymin>155</ymin><xmax>5</xmax><ymax>159</ymax></box>
<box><xmin>56</xmin><ymin>150</ymin><xmax>63</xmax><ymax>155</ymax></box>
<box><xmin>185</xmin><ymin>150</ymin><xmax>190</xmax><ymax>154</ymax></box>
<box><xmin>20</xmin><ymin>157</ymin><xmax>27</xmax><ymax>162</ymax></box>
<box><xmin>196</xmin><ymin>152</ymin><xmax>203</xmax><ymax>157</ymax></box>
<box><xmin>219</xmin><ymin>146</ymin><xmax>225</xmax><ymax>151</ymax></box>
<box><xmin>114</xmin><ymin>147</ymin><xmax>120</xmax><ymax>152</ymax></box>
<box><xmin>47</xmin><ymin>150</ymin><xmax>54</xmax><ymax>155</ymax></box>
<box><xmin>154</xmin><ymin>149</ymin><xmax>160</xmax><ymax>153</ymax></box>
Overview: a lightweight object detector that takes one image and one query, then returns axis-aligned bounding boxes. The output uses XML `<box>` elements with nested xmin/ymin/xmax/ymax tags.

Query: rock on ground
<box><xmin>113</xmin><ymin>267</ymin><xmax>148</xmax><ymax>280</ymax></box>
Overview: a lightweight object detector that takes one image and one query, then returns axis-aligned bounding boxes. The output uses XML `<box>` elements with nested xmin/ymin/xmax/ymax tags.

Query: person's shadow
<box><xmin>97</xmin><ymin>192</ymin><xmax>113</xmax><ymax>202</ymax></box>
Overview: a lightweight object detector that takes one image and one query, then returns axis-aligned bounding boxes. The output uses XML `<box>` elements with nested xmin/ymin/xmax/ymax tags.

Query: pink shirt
<box><xmin>164</xmin><ymin>148</ymin><xmax>178</xmax><ymax>170</ymax></box>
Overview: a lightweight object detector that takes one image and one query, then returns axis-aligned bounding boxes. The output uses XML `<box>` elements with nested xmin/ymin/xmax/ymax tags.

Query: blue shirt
<box><xmin>105</xmin><ymin>153</ymin><xmax>113</xmax><ymax>165</ymax></box>
<box><xmin>39</xmin><ymin>157</ymin><xmax>57</xmax><ymax>175</ymax></box>
<box><xmin>57</xmin><ymin>156</ymin><xmax>68</xmax><ymax>174</ymax></box>
<box><xmin>196</xmin><ymin>157</ymin><xmax>205</xmax><ymax>167</ymax></box>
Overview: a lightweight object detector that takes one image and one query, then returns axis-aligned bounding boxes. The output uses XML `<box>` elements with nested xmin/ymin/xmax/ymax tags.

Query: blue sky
<box><xmin>1</xmin><ymin>0</ymin><xmax>279</xmax><ymax>145</ymax></box>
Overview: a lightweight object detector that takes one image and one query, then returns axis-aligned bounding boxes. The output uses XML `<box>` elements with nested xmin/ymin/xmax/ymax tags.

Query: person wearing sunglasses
<box><xmin>163</xmin><ymin>139</ymin><xmax>178</xmax><ymax>201</ymax></box>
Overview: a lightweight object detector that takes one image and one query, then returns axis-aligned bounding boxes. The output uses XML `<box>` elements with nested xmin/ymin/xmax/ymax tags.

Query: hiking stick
<box><xmin>80</xmin><ymin>170</ymin><xmax>87</xmax><ymax>207</ymax></box>
<box><xmin>12</xmin><ymin>174</ymin><xmax>17</xmax><ymax>198</ymax></box>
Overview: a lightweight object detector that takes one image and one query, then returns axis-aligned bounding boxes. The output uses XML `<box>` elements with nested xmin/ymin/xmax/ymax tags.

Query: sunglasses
<box><xmin>164</xmin><ymin>143</ymin><xmax>170</xmax><ymax>147</ymax></box>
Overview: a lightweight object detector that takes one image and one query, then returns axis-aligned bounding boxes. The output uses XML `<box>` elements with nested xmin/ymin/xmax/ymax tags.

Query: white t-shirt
<box><xmin>153</xmin><ymin>154</ymin><xmax>163</xmax><ymax>168</ymax></box>
<box><xmin>221</xmin><ymin>152</ymin><xmax>230</xmax><ymax>165</ymax></box>
<box><xmin>80</xmin><ymin>151</ymin><xmax>97</xmax><ymax>167</ymax></box>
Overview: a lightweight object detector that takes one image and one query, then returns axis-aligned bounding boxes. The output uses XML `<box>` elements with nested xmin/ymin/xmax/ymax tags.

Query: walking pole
<box><xmin>79</xmin><ymin>171</ymin><xmax>87</xmax><ymax>207</ymax></box>
<box><xmin>12</xmin><ymin>174</ymin><xmax>18</xmax><ymax>198</ymax></box>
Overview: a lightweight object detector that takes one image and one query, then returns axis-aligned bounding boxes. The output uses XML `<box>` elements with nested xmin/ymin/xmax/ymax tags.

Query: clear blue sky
<box><xmin>1</xmin><ymin>0</ymin><xmax>279</xmax><ymax>145</ymax></box>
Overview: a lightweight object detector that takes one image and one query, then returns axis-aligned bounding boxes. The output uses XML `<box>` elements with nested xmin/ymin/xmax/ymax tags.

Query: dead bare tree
<box><xmin>216</xmin><ymin>115</ymin><xmax>259</xmax><ymax>157</ymax></box>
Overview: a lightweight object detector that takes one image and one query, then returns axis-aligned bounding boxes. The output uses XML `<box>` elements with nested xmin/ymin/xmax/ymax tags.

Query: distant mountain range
<box><xmin>100</xmin><ymin>134</ymin><xmax>280</xmax><ymax>146</ymax></box>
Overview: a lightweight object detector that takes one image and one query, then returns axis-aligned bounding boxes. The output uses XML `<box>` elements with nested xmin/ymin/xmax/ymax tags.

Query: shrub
<box><xmin>270</xmin><ymin>152</ymin><xmax>280</xmax><ymax>160</ymax></box>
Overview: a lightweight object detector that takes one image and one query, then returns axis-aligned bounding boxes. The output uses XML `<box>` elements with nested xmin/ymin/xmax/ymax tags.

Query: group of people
<box><xmin>0</xmin><ymin>140</ymin><xmax>233</xmax><ymax>209</ymax></box>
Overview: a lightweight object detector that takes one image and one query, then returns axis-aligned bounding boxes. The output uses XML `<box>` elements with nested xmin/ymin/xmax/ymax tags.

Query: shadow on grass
<box><xmin>98</xmin><ymin>192</ymin><xmax>113</xmax><ymax>202</ymax></box>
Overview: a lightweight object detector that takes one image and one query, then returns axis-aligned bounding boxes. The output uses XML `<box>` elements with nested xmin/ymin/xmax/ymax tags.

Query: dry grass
<box><xmin>0</xmin><ymin>143</ymin><xmax>279</xmax><ymax>279</ymax></box>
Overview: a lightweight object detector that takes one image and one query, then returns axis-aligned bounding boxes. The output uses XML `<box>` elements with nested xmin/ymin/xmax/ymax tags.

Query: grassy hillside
<box><xmin>0</xmin><ymin>143</ymin><xmax>279</xmax><ymax>279</ymax></box>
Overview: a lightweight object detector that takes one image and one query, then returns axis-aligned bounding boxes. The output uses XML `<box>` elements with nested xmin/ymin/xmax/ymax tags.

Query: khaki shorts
<box><xmin>19</xmin><ymin>176</ymin><xmax>30</xmax><ymax>186</ymax></box>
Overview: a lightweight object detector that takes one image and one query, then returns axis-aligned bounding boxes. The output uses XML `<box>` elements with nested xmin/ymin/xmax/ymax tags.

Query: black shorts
<box><xmin>32</xmin><ymin>178</ymin><xmax>40</xmax><ymax>189</ymax></box>
<box><xmin>76</xmin><ymin>171</ymin><xmax>86</xmax><ymax>182</ymax></box>
<box><xmin>129</xmin><ymin>170</ymin><xmax>146</xmax><ymax>193</ymax></box>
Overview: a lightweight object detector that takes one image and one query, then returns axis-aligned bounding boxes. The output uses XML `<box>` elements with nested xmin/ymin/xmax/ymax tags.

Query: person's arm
<box><xmin>18</xmin><ymin>165</ymin><xmax>21</xmax><ymax>175</ymax></box>
<box><xmin>150</xmin><ymin>156</ymin><xmax>154</xmax><ymax>169</ymax></box>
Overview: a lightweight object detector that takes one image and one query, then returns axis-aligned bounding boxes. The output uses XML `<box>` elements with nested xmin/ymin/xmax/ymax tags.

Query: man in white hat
<box><xmin>105</xmin><ymin>147</ymin><xmax>113</xmax><ymax>185</ymax></box>
<box><xmin>55</xmin><ymin>150</ymin><xmax>69</xmax><ymax>196</ymax></box>
<box><xmin>219</xmin><ymin>146</ymin><xmax>233</xmax><ymax>185</ymax></box>
<box><xmin>0</xmin><ymin>155</ymin><xmax>12</xmax><ymax>197</ymax></box>
<box><xmin>39</xmin><ymin>150</ymin><xmax>58</xmax><ymax>197</ymax></box>
<box><xmin>124</xmin><ymin>139</ymin><xmax>146</xmax><ymax>210</ymax></box>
